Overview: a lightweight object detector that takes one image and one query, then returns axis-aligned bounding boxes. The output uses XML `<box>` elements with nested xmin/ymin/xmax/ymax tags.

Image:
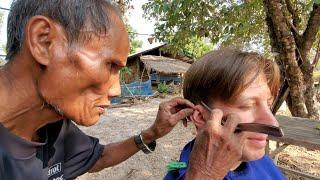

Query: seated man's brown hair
<box><xmin>183</xmin><ymin>47</ymin><xmax>281</xmax><ymax>107</ymax></box>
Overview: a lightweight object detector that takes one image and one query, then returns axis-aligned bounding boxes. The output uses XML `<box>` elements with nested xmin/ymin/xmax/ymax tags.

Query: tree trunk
<box><xmin>263</xmin><ymin>0</ymin><xmax>308</xmax><ymax>117</ymax></box>
<box><xmin>298</xmin><ymin>4</ymin><xmax>320</xmax><ymax>119</ymax></box>
<box><xmin>301</xmin><ymin>63</ymin><xmax>318</xmax><ymax>119</ymax></box>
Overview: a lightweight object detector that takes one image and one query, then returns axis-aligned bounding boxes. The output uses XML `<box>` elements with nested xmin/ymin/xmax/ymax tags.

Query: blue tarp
<box><xmin>121</xmin><ymin>79</ymin><xmax>153</xmax><ymax>96</ymax></box>
<box><xmin>150</xmin><ymin>73</ymin><xmax>182</xmax><ymax>83</ymax></box>
<box><xmin>111</xmin><ymin>79</ymin><xmax>153</xmax><ymax>104</ymax></box>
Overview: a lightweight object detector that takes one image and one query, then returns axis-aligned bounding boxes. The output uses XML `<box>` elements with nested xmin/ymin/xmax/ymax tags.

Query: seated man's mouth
<box><xmin>247</xmin><ymin>136</ymin><xmax>268</xmax><ymax>148</ymax></box>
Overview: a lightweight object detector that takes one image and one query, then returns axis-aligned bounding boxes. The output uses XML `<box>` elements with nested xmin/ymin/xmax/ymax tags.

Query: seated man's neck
<box><xmin>0</xmin><ymin>56</ymin><xmax>61</xmax><ymax>142</ymax></box>
<box><xmin>230</xmin><ymin>161</ymin><xmax>242</xmax><ymax>171</ymax></box>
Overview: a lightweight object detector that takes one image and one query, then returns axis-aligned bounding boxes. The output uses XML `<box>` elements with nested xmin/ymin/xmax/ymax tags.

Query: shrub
<box><xmin>157</xmin><ymin>82</ymin><xmax>169</xmax><ymax>93</ymax></box>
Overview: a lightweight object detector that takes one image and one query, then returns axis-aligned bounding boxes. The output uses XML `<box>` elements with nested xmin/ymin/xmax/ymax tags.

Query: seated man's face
<box><xmin>194</xmin><ymin>73</ymin><xmax>278</xmax><ymax>161</ymax></box>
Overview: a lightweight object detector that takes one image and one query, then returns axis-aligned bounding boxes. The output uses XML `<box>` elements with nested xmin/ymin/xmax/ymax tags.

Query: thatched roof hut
<box><xmin>140</xmin><ymin>55</ymin><xmax>191</xmax><ymax>75</ymax></box>
<box><xmin>123</xmin><ymin>44</ymin><xmax>192</xmax><ymax>84</ymax></box>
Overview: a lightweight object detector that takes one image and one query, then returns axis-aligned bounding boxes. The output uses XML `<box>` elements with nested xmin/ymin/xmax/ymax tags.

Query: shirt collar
<box><xmin>0</xmin><ymin>122</ymin><xmax>47</xmax><ymax>159</ymax></box>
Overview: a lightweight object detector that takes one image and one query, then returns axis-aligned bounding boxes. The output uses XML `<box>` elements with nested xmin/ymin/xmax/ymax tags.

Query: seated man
<box><xmin>165</xmin><ymin>47</ymin><xmax>286</xmax><ymax>179</ymax></box>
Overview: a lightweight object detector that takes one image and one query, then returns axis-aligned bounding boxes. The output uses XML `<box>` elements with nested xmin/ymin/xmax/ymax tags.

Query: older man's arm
<box><xmin>89</xmin><ymin>97</ymin><xmax>194</xmax><ymax>172</ymax></box>
<box><xmin>88</xmin><ymin>128</ymin><xmax>155</xmax><ymax>172</ymax></box>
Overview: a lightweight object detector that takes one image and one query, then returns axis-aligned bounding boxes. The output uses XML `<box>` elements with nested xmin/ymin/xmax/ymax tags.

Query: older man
<box><xmin>0</xmin><ymin>1</ymin><xmax>195</xmax><ymax>179</ymax></box>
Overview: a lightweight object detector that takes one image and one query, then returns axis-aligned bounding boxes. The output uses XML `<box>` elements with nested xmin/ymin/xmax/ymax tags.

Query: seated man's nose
<box><xmin>257</xmin><ymin>108</ymin><xmax>279</xmax><ymax>127</ymax></box>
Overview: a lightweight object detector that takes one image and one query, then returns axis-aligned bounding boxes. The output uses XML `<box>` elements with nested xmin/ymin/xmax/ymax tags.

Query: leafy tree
<box><xmin>161</xmin><ymin>36</ymin><xmax>214</xmax><ymax>59</ymax></box>
<box><xmin>113</xmin><ymin>0</ymin><xmax>133</xmax><ymax>15</ymax></box>
<box><xmin>143</xmin><ymin>0</ymin><xmax>320</xmax><ymax>119</ymax></box>
<box><xmin>183</xmin><ymin>37</ymin><xmax>214</xmax><ymax>59</ymax></box>
<box><xmin>112</xmin><ymin>1</ymin><xmax>142</xmax><ymax>54</ymax></box>
<box><xmin>126</xmin><ymin>23</ymin><xmax>143</xmax><ymax>54</ymax></box>
<box><xmin>129</xmin><ymin>38</ymin><xmax>143</xmax><ymax>54</ymax></box>
<box><xmin>120</xmin><ymin>66</ymin><xmax>132</xmax><ymax>84</ymax></box>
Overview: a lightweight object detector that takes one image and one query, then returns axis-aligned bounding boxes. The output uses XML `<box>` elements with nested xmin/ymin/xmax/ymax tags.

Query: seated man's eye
<box><xmin>267</xmin><ymin>97</ymin><xmax>274</xmax><ymax>107</ymax></box>
<box><xmin>239</xmin><ymin>104</ymin><xmax>254</xmax><ymax>110</ymax></box>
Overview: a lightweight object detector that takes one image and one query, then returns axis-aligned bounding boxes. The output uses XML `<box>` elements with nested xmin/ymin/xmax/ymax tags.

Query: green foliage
<box><xmin>125</xmin><ymin>19</ymin><xmax>143</xmax><ymax>54</ymax></box>
<box><xmin>143</xmin><ymin>0</ymin><xmax>314</xmax><ymax>56</ymax></box>
<box><xmin>157</xmin><ymin>82</ymin><xmax>169</xmax><ymax>94</ymax></box>
<box><xmin>120</xmin><ymin>66</ymin><xmax>132</xmax><ymax>83</ymax></box>
<box><xmin>184</xmin><ymin>37</ymin><xmax>214</xmax><ymax>59</ymax></box>
<box><xmin>143</xmin><ymin>0</ymin><xmax>266</xmax><ymax>54</ymax></box>
<box><xmin>130</xmin><ymin>38</ymin><xmax>143</xmax><ymax>54</ymax></box>
<box><xmin>112</xmin><ymin>0</ymin><xmax>133</xmax><ymax>14</ymax></box>
<box><xmin>161</xmin><ymin>36</ymin><xmax>214</xmax><ymax>59</ymax></box>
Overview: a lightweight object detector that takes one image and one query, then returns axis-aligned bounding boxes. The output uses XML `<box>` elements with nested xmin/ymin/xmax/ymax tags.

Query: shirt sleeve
<box><xmin>62</xmin><ymin>120</ymin><xmax>104</xmax><ymax>179</ymax></box>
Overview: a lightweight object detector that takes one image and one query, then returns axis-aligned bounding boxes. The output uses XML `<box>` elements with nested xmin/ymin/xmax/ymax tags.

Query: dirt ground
<box><xmin>77</xmin><ymin>96</ymin><xmax>320</xmax><ymax>180</ymax></box>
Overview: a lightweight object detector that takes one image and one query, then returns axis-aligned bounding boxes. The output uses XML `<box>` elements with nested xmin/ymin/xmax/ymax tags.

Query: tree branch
<box><xmin>283</xmin><ymin>0</ymin><xmax>303</xmax><ymax>50</ymax></box>
<box><xmin>301</xmin><ymin>4</ymin><xmax>320</xmax><ymax>62</ymax></box>
<box><xmin>312</xmin><ymin>40</ymin><xmax>320</xmax><ymax>66</ymax></box>
<box><xmin>284</xmin><ymin>0</ymin><xmax>300</xmax><ymax>28</ymax></box>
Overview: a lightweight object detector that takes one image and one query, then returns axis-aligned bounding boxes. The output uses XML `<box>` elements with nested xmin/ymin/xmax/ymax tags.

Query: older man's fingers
<box><xmin>166</xmin><ymin>97</ymin><xmax>195</xmax><ymax>109</ymax></box>
<box><xmin>182</xmin><ymin>118</ymin><xmax>188</xmax><ymax>127</ymax></box>
<box><xmin>203</xmin><ymin>108</ymin><xmax>224</xmax><ymax>131</ymax></box>
<box><xmin>223</xmin><ymin>114</ymin><xmax>241</xmax><ymax>134</ymax></box>
<box><xmin>172</xmin><ymin>108</ymin><xmax>194</xmax><ymax>122</ymax></box>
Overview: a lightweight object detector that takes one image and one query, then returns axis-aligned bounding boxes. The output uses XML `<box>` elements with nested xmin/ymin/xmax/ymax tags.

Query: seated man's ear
<box><xmin>190</xmin><ymin>105</ymin><xmax>207</xmax><ymax>129</ymax></box>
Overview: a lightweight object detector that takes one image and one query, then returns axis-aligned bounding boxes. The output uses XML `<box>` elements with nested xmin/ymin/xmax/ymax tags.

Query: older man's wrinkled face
<box><xmin>213</xmin><ymin>73</ymin><xmax>278</xmax><ymax>161</ymax></box>
<box><xmin>37</xmin><ymin>13</ymin><xmax>129</xmax><ymax>126</ymax></box>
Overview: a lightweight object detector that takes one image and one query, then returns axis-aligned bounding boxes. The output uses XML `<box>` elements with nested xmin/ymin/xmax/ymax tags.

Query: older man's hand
<box><xmin>141</xmin><ymin>97</ymin><xmax>195</xmax><ymax>143</ymax></box>
<box><xmin>185</xmin><ymin>109</ymin><xmax>247</xmax><ymax>180</ymax></box>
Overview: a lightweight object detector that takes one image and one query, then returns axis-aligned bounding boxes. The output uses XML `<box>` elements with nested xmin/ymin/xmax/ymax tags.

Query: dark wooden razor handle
<box><xmin>236</xmin><ymin>123</ymin><xmax>284</xmax><ymax>137</ymax></box>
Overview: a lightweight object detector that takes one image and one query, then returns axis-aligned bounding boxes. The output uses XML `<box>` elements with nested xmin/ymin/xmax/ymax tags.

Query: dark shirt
<box><xmin>164</xmin><ymin>139</ymin><xmax>286</xmax><ymax>180</ymax></box>
<box><xmin>0</xmin><ymin>120</ymin><xmax>104</xmax><ymax>180</ymax></box>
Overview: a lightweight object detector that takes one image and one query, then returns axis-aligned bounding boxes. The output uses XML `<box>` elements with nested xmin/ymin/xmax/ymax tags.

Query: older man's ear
<box><xmin>25</xmin><ymin>15</ymin><xmax>68</xmax><ymax>66</ymax></box>
<box><xmin>190</xmin><ymin>105</ymin><xmax>207</xmax><ymax>129</ymax></box>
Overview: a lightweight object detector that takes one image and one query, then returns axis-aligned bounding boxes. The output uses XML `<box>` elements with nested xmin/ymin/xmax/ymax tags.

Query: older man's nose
<box><xmin>108</xmin><ymin>80</ymin><xmax>121</xmax><ymax>97</ymax></box>
<box><xmin>107</xmin><ymin>73</ymin><xmax>121</xmax><ymax>97</ymax></box>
